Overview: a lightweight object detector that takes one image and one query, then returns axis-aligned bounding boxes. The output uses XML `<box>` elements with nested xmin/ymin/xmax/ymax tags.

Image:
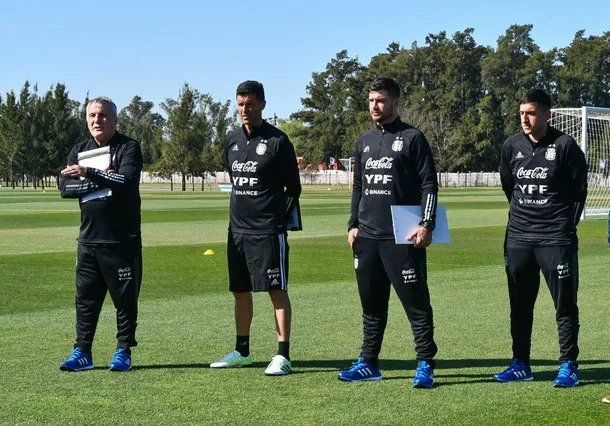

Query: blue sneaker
<box><xmin>412</xmin><ymin>360</ymin><xmax>434</xmax><ymax>388</ymax></box>
<box><xmin>108</xmin><ymin>348</ymin><xmax>132</xmax><ymax>372</ymax></box>
<box><xmin>59</xmin><ymin>347</ymin><xmax>93</xmax><ymax>372</ymax></box>
<box><xmin>554</xmin><ymin>361</ymin><xmax>578</xmax><ymax>388</ymax></box>
<box><xmin>494</xmin><ymin>358</ymin><xmax>533</xmax><ymax>382</ymax></box>
<box><xmin>338</xmin><ymin>357</ymin><xmax>382</xmax><ymax>382</ymax></box>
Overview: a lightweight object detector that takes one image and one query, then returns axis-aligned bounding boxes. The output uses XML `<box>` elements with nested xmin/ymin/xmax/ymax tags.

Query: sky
<box><xmin>1</xmin><ymin>0</ymin><xmax>608</xmax><ymax>120</ymax></box>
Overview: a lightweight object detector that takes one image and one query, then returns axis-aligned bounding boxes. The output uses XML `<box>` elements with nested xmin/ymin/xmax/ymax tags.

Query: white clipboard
<box><xmin>390</xmin><ymin>205</ymin><xmax>451</xmax><ymax>244</ymax></box>
<box><xmin>77</xmin><ymin>146</ymin><xmax>112</xmax><ymax>202</ymax></box>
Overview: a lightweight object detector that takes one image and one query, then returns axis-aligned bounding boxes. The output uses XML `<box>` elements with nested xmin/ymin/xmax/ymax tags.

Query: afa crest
<box><xmin>545</xmin><ymin>147</ymin><xmax>556</xmax><ymax>161</ymax></box>
<box><xmin>392</xmin><ymin>138</ymin><xmax>404</xmax><ymax>152</ymax></box>
<box><xmin>256</xmin><ymin>142</ymin><xmax>267</xmax><ymax>155</ymax></box>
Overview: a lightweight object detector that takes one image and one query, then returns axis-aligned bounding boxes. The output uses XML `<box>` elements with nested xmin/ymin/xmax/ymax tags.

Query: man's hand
<box><xmin>347</xmin><ymin>227</ymin><xmax>359</xmax><ymax>247</ymax></box>
<box><xmin>407</xmin><ymin>226</ymin><xmax>432</xmax><ymax>248</ymax></box>
<box><xmin>60</xmin><ymin>164</ymin><xmax>87</xmax><ymax>178</ymax></box>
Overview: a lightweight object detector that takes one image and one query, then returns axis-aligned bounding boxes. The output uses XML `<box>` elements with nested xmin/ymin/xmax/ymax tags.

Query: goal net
<box><xmin>550</xmin><ymin>107</ymin><xmax>610</xmax><ymax>218</ymax></box>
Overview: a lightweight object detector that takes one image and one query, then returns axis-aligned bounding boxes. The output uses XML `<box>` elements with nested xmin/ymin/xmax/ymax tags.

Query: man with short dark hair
<box><xmin>210</xmin><ymin>81</ymin><xmax>301</xmax><ymax>375</ymax></box>
<box><xmin>495</xmin><ymin>88</ymin><xmax>587</xmax><ymax>387</ymax></box>
<box><xmin>59</xmin><ymin>97</ymin><xmax>143</xmax><ymax>372</ymax></box>
<box><xmin>339</xmin><ymin>77</ymin><xmax>439</xmax><ymax>388</ymax></box>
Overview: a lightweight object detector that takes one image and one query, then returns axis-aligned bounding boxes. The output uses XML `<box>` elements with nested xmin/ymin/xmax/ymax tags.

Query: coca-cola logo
<box><xmin>365</xmin><ymin>157</ymin><xmax>393</xmax><ymax>170</ymax></box>
<box><xmin>232</xmin><ymin>161</ymin><xmax>258</xmax><ymax>173</ymax></box>
<box><xmin>516</xmin><ymin>166</ymin><xmax>548</xmax><ymax>179</ymax></box>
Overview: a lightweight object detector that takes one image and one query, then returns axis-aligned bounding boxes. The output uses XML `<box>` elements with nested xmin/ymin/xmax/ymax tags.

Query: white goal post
<box><xmin>549</xmin><ymin>107</ymin><xmax>610</xmax><ymax>218</ymax></box>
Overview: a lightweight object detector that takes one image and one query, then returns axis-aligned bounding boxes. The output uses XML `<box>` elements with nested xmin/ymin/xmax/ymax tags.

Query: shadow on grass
<box><xmin>133</xmin><ymin>363</ymin><xmax>209</xmax><ymax>370</ymax></box>
<box><xmin>293</xmin><ymin>358</ymin><xmax>610</xmax><ymax>385</ymax></box>
<box><xmin>131</xmin><ymin>358</ymin><xmax>609</xmax><ymax>385</ymax></box>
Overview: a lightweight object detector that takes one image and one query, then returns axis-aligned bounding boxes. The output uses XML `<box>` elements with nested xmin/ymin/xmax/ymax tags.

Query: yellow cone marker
<box><xmin>203</xmin><ymin>249</ymin><xmax>216</xmax><ymax>256</ymax></box>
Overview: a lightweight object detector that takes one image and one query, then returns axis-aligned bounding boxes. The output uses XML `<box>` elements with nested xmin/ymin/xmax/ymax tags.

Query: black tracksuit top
<box><xmin>348</xmin><ymin>117</ymin><xmax>439</xmax><ymax>239</ymax></box>
<box><xmin>224</xmin><ymin>121</ymin><xmax>301</xmax><ymax>235</ymax></box>
<box><xmin>500</xmin><ymin>126</ymin><xmax>587</xmax><ymax>246</ymax></box>
<box><xmin>59</xmin><ymin>132</ymin><xmax>143</xmax><ymax>245</ymax></box>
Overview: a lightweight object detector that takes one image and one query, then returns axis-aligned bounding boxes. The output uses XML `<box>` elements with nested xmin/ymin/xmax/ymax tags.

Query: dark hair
<box><xmin>236</xmin><ymin>80</ymin><xmax>265</xmax><ymax>102</ymax></box>
<box><xmin>520</xmin><ymin>89</ymin><xmax>551</xmax><ymax>110</ymax></box>
<box><xmin>369</xmin><ymin>78</ymin><xmax>401</xmax><ymax>99</ymax></box>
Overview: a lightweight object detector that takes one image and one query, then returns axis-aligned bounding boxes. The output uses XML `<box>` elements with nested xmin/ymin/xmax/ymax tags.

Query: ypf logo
<box><xmin>402</xmin><ymin>268</ymin><xmax>417</xmax><ymax>284</ymax></box>
<box><xmin>557</xmin><ymin>262</ymin><xmax>571</xmax><ymax>279</ymax></box>
<box><xmin>118</xmin><ymin>267</ymin><xmax>132</xmax><ymax>282</ymax></box>
<box><xmin>267</xmin><ymin>268</ymin><xmax>280</xmax><ymax>280</ymax></box>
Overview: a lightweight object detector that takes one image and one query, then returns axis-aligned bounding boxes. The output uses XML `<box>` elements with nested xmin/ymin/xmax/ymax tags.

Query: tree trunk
<box><xmin>181</xmin><ymin>173</ymin><xmax>186</xmax><ymax>191</ymax></box>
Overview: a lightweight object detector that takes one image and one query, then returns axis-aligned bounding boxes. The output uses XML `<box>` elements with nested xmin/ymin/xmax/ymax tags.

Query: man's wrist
<box><xmin>420</xmin><ymin>220</ymin><xmax>435</xmax><ymax>230</ymax></box>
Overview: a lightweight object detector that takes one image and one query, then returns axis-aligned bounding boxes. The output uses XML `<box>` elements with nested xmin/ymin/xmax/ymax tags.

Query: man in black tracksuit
<box><xmin>210</xmin><ymin>81</ymin><xmax>301</xmax><ymax>376</ymax></box>
<box><xmin>338</xmin><ymin>78</ymin><xmax>439</xmax><ymax>388</ymax></box>
<box><xmin>59</xmin><ymin>97</ymin><xmax>143</xmax><ymax>372</ymax></box>
<box><xmin>495</xmin><ymin>89</ymin><xmax>587</xmax><ymax>388</ymax></box>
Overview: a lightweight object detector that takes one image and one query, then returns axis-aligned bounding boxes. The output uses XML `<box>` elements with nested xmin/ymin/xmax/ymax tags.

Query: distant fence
<box><xmin>1</xmin><ymin>171</ymin><xmax>502</xmax><ymax>189</ymax></box>
<box><xmin>139</xmin><ymin>171</ymin><xmax>502</xmax><ymax>187</ymax></box>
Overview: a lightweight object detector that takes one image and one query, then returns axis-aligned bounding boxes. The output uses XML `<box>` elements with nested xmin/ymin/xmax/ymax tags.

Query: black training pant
<box><xmin>504</xmin><ymin>242</ymin><xmax>579</xmax><ymax>363</ymax></box>
<box><xmin>352</xmin><ymin>236</ymin><xmax>437</xmax><ymax>362</ymax></box>
<box><xmin>75</xmin><ymin>243</ymin><xmax>142</xmax><ymax>351</ymax></box>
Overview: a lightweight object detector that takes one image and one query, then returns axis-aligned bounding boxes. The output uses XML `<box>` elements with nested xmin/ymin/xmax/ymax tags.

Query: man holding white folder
<box><xmin>339</xmin><ymin>78</ymin><xmax>439</xmax><ymax>388</ymax></box>
<box><xmin>59</xmin><ymin>97</ymin><xmax>143</xmax><ymax>372</ymax></box>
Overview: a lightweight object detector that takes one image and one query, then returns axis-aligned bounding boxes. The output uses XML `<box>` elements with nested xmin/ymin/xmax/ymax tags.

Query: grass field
<box><xmin>0</xmin><ymin>186</ymin><xmax>608</xmax><ymax>424</ymax></box>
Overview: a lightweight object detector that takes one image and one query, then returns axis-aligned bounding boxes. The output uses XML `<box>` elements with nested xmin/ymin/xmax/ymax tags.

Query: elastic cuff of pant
<box><xmin>361</xmin><ymin>355</ymin><xmax>379</xmax><ymax>365</ymax></box>
<box><xmin>117</xmin><ymin>343</ymin><xmax>134</xmax><ymax>351</ymax></box>
<box><xmin>418</xmin><ymin>358</ymin><xmax>436</xmax><ymax>369</ymax></box>
<box><xmin>75</xmin><ymin>343</ymin><xmax>92</xmax><ymax>353</ymax></box>
<box><xmin>514</xmin><ymin>357</ymin><xmax>530</xmax><ymax>366</ymax></box>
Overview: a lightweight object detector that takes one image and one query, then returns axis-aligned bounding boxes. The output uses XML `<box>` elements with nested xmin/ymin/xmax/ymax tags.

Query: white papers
<box><xmin>77</xmin><ymin>146</ymin><xmax>112</xmax><ymax>202</ymax></box>
<box><xmin>390</xmin><ymin>205</ymin><xmax>451</xmax><ymax>244</ymax></box>
<box><xmin>77</xmin><ymin>145</ymin><xmax>110</xmax><ymax>171</ymax></box>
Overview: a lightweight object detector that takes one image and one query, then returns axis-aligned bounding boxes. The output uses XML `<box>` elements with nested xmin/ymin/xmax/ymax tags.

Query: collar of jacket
<box><xmin>242</xmin><ymin>120</ymin><xmax>269</xmax><ymax>139</ymax></box>
<box><xmin>375</xmin><ymin>116</ymin><xmax>403</xmax><ymax>133</ymax></box>
<box><xmin>521</xmin><ymin>125</ymin><xmax>556</xmax><ymax>147</ymax></box>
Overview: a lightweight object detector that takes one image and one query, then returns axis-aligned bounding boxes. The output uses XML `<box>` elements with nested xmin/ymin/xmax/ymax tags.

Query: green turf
<box><xmin>0</xmin><ymin>187</ymin><xmax>608</xmax><ymax>424</ymax></box>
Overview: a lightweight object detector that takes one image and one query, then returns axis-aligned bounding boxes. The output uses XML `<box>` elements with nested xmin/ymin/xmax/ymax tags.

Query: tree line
<box><xmin>1</xmin><ymin>24</ymin><xmax>609</xmax><ymax>190</ymax></box>
<box><xmin>292</xmin><ymin>25</ymin><xmax>610</xmax><ymax>172</ymax></box>
<box><xmin>0</xmin><ymin>83</ymin><xmax>234</xmax><ymax>190</ymax></box>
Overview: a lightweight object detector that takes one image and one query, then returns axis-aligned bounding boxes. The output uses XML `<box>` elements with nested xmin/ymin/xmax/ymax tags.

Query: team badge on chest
<box><xmin>392</xmin><ymin>137</ymin><xmax>404</xmax><ymax>152</ymax></box>
<box><xmin>545</xmin><ymin>146</ymin><xmax>556</xmax><ymax>161</ymax></box>
<box><xmin>256</xmin><ymin>142</ymin><xmax>267</xmax><ymax>155</ymax></box>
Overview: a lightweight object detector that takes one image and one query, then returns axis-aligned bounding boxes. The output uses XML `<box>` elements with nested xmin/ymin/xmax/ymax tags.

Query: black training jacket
<box><xmin>499</xmin><ymin>126</ymin><xmax>587</xmax><ymax>245</ymax></box>
<box><xmin>59</xmin><ymin>132</ymin><xmax>143</xmax><ymax>245</ymax></box>
<box><xmin>348</xmin><ymin>117</ymin><xmax>438</xmax><ymax>239</ymax></box>
<box><xmin>224</xmin><ymin>121</ymin><xmax>301</xmax><ymax>235</ymax></box>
